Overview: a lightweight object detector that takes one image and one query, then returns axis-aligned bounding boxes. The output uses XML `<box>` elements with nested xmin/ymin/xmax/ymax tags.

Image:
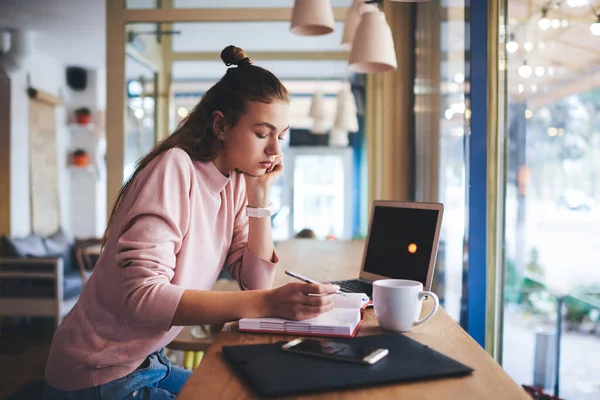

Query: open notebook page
<box><xmin>238</xmin><ymin>293</ymin><xmax>369</xmax><ymax>336</ymax></box>
<box><xmin>332</xmin><ymin>293</ymin><xmax>369</xmax><ymax>309</ymax></box>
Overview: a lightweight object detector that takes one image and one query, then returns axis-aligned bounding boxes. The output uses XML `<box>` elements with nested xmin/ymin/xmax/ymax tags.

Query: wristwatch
<box><xmin>246</xmin><ymin>202</ymin><xmax>274</xmax><ymax>218</ymax></box>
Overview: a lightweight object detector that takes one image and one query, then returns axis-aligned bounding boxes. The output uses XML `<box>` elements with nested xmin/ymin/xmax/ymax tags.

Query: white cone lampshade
<box><xmin>348</xmin><ymin>9</ymin><xmax>397</xmax><ymax>73</ymax></box>
<box><xmin>341</xmin><ymin>0</ymin><xmax>364</xmax><ymax>50</ymax></box>
<box><xmin>330</xmin><ymin>84</ymin><xmax>359</xmax><ymax>147</ymax></box>
<box><xmin>333</xmin><ymin>84</ymin><xmax>359</xmax><ymax>132</ymax></box>
<box><xmin>309</xmin><ymin>90</ymin><xmax>329</xmax><ymax>134</ymax></box>
<box><xmin>329</xmin><ymin>126</ymin><xmax>350</xmax><ymax>147</ymax></box>
<box><xmin>291</xmin><ymin>0</ymin><xmax>335</xmax><ymax>36</ymax></box>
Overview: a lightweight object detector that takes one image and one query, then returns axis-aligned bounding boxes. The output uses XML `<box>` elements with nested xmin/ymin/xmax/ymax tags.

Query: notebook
<box><xmin>331</xmin><ymin>201</ymin><xmax>444</xmax><ymax>299</ymax></box>
<box><xmin>238</xmin><ymin>293</ymin><xmax>370</xmax><ymax>338</ymax></box>
<box><xmin>222</xmin><ymin>332</ymin><xmax>474</xmax><ymax>398</ymax></box>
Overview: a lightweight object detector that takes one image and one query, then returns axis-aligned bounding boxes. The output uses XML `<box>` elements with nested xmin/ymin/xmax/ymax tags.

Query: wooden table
<box><xmin>177</xmin><ymin>240</ymin><xmax>528</xmax><ymax>400</ymax></box>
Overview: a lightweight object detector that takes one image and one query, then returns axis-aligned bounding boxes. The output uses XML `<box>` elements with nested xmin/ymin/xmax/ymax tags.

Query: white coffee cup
<box><xmin>372</xmin><ymin>279</ymin><xmax>439</xmax><ymax>332</ymax></box>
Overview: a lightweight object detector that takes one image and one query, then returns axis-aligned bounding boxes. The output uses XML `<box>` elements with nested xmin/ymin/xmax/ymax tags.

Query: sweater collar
<box><xmin>196</xmin><ymin>160</ymin><xmax>231</xmax><ymax>195</ymax></box>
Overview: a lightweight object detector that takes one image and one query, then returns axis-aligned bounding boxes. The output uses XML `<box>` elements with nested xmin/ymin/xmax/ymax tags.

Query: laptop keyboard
<box><xmin>330</xmin><ymin>280</ymin><xmax>373</xmax><ymax>298</ymax></box>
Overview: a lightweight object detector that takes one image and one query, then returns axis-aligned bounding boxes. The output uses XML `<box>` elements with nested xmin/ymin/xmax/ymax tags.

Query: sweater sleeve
<box><xmin>114</xmin><ymin>153</ymin><xmax>191</xmax><ymax>331</ymax></box>
<box><xmin>223</xmin><ymin>178</ymin><xmax>279</xmax><ymax>290</ymax></box>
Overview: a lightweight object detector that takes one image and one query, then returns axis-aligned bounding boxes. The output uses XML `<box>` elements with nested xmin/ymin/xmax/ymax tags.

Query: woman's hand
<box><xmin>265</xmin><ymin>282</ymin><xmax>340</xmax><ymax>320</ymax></box>
<box><xmin>244</xmin><ymin>154</ymin><xmax>284</xmax><ymax>207</ymax></box>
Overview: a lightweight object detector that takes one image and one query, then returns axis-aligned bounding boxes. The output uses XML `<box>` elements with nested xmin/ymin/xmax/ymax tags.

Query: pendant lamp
<box><xmin>330</xmin><ymin>84</ymin><xmax>359</xmax><ymax>147</ymax></box>
<box><xmin>291</xmin><ymin>0</ymin><xmax>335</xmax><ymax>36</ymax></box>
<box><xmin>342</xmin><ymin>0</ymin><xmax>367</xmax><ymax>49</ymax></box>
<box><xmin>348</xmin><ymin>8</ymin><xmax>397</xmax><ymax>73</ymax></box>
<box><xmin>309</xmin><ymin>90</ymin><xmax>329</xmax><ymax>134</ymax></box>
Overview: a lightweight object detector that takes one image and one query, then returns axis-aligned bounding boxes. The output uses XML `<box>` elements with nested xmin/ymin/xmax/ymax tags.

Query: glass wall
<box><xmin>124</xmin><ymin>54</ymin><xmax>157</xmax><ymax>181</ymax></box>
<box><xmin>500</xmin><ymin>1</ymin><xmax>600</xmax><ymax>399</ymax></box>
<box><xmin>415</xmin><ymin>0</ymin><xmax>470</xmax><ymax>325</ymax></box>
<box><xmin>437</xmin><ymin>0</ymin><xmax>469</xmax><ymax>326</ymax></box>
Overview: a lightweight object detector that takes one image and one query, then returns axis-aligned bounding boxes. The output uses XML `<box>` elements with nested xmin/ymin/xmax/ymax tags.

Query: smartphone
<box><xmin>281</xmin><ymin>338</ymin><xmax>389</xmax><ymax>365</ymax></box>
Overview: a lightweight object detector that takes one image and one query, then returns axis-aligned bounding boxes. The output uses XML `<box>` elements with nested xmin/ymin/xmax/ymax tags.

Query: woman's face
<box><xmin>216</xmin><ymin>100</ymin><xmax>289</xmax><ymax>176</ymax></box>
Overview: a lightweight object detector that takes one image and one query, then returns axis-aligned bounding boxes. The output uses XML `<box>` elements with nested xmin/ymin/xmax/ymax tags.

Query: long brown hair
<box><xmin>102</xmin><ymin>45</ymin><xmax>289</xmax><ymax>245</ymax></box>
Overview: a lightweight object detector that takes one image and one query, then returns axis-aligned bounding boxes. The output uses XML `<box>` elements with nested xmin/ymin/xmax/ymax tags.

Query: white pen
<box><xmin>284</xmin><ymin>270</ymin><xmax>346</xmax><ymax>296</ymax></box>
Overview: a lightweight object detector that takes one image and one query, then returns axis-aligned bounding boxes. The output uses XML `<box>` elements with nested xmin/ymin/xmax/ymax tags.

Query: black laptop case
<box><xmin>221</xmin><ymin>332</ymin><xmax>474</xmax><ymax>397</ymax></box>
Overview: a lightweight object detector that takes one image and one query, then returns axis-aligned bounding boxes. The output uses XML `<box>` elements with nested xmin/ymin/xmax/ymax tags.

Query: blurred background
<box><xmin>1</xmin><ymin>0</ymin><xmax>599</xmax><ymax>399</ymax></box>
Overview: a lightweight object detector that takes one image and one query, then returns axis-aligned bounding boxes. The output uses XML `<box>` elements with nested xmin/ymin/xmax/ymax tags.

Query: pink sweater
<box><xmin>45</xmin><ymin>148</ymin><xmax>278</xmax><ymax>390</ymax></box>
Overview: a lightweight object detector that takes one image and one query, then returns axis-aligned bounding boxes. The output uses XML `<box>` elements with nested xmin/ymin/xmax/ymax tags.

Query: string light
<box><xmin>535</xmin><ymin>66</ymin><xmax>545</xmax><ymax>77</ymax></box>
<box><xmin>538</xmin><ymin>8</ymin><xmax>551</xmax><ymax>30</ymax></box>
<box><xmin>591</xmin><ymin>16</ymin><xmax>600</xmax><ymax>36</ymax></box>
<box><xmin>518</xmin><ymin>61</ymin><xmax>533</xmax><ymax>78</ymax></box>
<box><xmin>506</xmin><ymin>34</ymin><xmax>519</xmax><ymax>53</ymax></box>
<box><xmin>566</xmin><ymin>0</ymin><xmax>588</xmax><ymax>7</ymax></box>
<box><xmin>589</xmin><ymin>3</ymin><xmax>600</xmax><ymax>36</ymax></box>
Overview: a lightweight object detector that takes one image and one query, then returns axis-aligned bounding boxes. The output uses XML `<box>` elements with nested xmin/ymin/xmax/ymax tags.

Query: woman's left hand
<box><xmin>243</xmin><ymin>154</ymin><xmax>284</xmax><ymax>207</ymax></box>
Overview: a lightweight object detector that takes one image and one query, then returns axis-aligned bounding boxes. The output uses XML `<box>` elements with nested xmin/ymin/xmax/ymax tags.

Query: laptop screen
<box><xmin>363</xmin><ymin>205</ymin><xmax>440</xmax><ymax>286</ymax></box>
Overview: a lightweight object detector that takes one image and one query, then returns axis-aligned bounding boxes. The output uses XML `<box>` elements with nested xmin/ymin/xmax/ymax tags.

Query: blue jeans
<box><xmin>43</xmin><ymin>349</ymin><xmax>192</xmax><ymax>399</ymax></box>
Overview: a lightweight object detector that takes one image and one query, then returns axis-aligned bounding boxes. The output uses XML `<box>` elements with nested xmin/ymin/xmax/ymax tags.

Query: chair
<box><xmin>74</xmin><ymin>237</ymin><xmax>102</xmax><ymax>283</ymax></box>
<box><xmin>166</xmin><ymin>324</ymin><xmax>224</xmax><ymax>370</ymax></box>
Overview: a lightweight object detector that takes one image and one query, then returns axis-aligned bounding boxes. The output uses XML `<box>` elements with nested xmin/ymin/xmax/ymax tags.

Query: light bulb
<box><xmin>538</xmin><ymin>17</ymin><xmax>551</xmax><ymax>30</ymax></box>
<box><xmin>518</xmin><ymin>63</ymin><xmax>532</xmax><ymax>78</ymax></box>
<box><xmin>535</xmin><ymin>66</ymin><xmax>545</xmax><ymax>77</ymax></box>
<box><xmin>566</xmin><ymin>0</ymin><xmax>587</xmax><ymax>7</ymax></box>
<box><xmin>506</xmin><ymin>40</ymin><xmax>519</xmax><ymax>53</ymax></box>
<box><xmin>523</xmin><ymin>41</ymin><xmax>534</xmax><ymax>52</ymax></box>
<box><xmin>591</xmin><ymin>20</ymin><xmax>600</xmax><ymax>36</ymax></box>
<box><xmin>177</xmin><ymin>107</ymin><xmax>189</xmax><ymax>118</ymax></box>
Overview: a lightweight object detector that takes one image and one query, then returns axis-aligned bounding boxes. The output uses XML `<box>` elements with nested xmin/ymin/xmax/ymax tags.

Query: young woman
<box><xmin>43</xmin><ymin>45</ymin><xmax>340</xmax><ymax>400</ymax></box>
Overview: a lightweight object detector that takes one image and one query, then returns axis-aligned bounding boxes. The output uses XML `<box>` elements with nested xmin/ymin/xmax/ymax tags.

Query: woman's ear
<box><xmin>212</xmin><ymin>111</ymin><xmax>226</xmax><ymax>140</ymax></box>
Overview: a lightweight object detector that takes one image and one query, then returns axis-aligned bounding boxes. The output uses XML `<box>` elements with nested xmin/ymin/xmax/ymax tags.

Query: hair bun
<box><xmin>221</xmin><ymin>45</ymin><xmax>253</xmax><ymax>67</ymax></box>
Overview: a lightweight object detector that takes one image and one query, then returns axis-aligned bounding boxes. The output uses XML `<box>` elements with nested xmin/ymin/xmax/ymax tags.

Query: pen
<box><xmin>284</xmin><ymin>270</ymin><xmax>346</xmax><ymax>296</ymax></box>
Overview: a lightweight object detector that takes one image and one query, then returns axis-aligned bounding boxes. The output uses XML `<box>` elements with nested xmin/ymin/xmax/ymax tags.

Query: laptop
<box><xmin>330</xmin><ymin>201</ymin><xmax>444</xmax><ymax>298</ymax></box>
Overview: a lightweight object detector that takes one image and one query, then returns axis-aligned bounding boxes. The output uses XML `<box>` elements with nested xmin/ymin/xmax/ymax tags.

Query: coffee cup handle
<box><xmin>413</xmin><ymin>291</ymin><xmax>439</xmax><ymax>326</ymax></box>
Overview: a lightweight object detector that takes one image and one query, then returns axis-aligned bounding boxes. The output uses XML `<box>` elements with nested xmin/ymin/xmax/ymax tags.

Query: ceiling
<box><xmin>0</xmin><ymin>0</ymin><xmax>351</xmax><ymax>74</ymax></box>
<box><xmin>2</xmin><ymin>0</ymin><xmax>597</xmax><ymax>104</ymax></box>
<box><xmin>129</xmin><ymin>0</ymin><xmax>350</xmax><ymax>8</ymax></box>
<box><xmin>0</xmin><ymin>0</ymin><xmax>106</xmax><ymax>69</ymax></box>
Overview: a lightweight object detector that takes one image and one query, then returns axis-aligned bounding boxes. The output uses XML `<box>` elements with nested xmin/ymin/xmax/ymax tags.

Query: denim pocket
<box><xmin>131</xmin><ymin>357</ymin><xmax>152</xmax><ymax>374</ymax></box>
